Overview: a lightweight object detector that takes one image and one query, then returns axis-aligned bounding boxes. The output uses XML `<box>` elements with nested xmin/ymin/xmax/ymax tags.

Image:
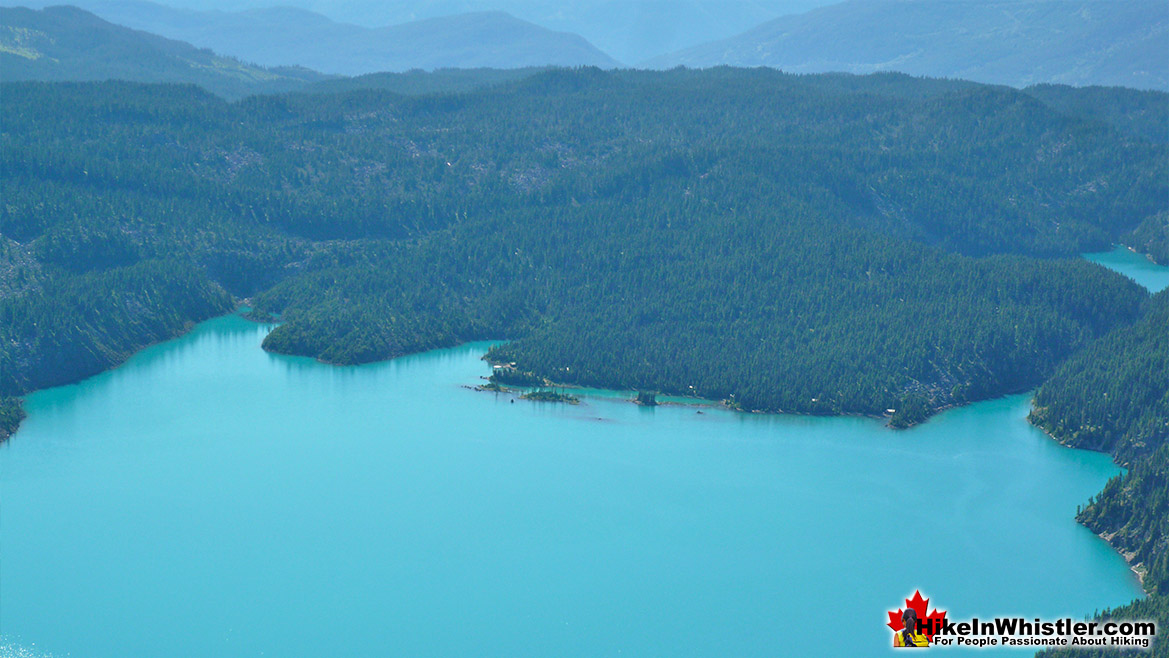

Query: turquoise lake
<box><xmin>2</xmin><ymin>250</ymin><xmax>1164</xmax><ymax>657</ymax></box>
<box><xmin>1085</xmin><ymin>245</ymin><xmax>1169</xmax><ymax>293</ymax></box>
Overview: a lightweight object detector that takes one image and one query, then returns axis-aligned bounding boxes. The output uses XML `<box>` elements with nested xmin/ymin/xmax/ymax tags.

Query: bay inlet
<box><xmin>0</xmin><ymin>311</ymin><xmax>1145</xmax><ymax>656</ymax></box>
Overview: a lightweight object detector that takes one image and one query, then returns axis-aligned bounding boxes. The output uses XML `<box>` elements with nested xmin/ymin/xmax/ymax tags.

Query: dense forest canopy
<box><xmin>1032</xmin><ymin>290</ymin><xmax>1169</xmax><ymax>463</ymax></box>
<box><xmin>1037</xmin><ymin>292</ymin><xmax>1169</xmax><ymax>658</ymax></box>
<box><xmin>1032</xmin><ymin>291</ymin><xmax>1169</xmax><ymax>637</ymax></box>
<box><xmin>2</xmin><ymin>66</ymin><xmax>1167</xmax><ymax>654</ymax></box>
<box><xmin>2</xmin><ymin>69</ymin><xmax>1165</xmax><ymax>431</ymax></box>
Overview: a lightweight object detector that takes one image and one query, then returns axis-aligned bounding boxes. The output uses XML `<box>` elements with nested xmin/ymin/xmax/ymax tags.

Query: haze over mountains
<box><xmin>649</xmin><ymin>0</ymin><xmax>1169</xmax><ymax>90</ymax></box>
<box><xmin>1</xmin><ymin>3</ymin><xmax>618</xmax><ymax>75</ymax></box>
<box><xmin>3</xmin><ymin>0</ymin><xmax>1167</xmax><ymax>90</ymax></box>
<box><xmin>43</xmin><ymin>0</ymin><xmax>834</xmax><ymax>65</ymax></box>
<box><xmin>0</xmin><ymin>5</ymin><xmax>327</xmax><ymax>97</ymax></box>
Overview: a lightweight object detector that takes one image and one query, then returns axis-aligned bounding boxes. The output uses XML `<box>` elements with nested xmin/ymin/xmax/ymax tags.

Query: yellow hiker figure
<box><xmin>895</xmin><ymin>608</ymin><xmax>930</xmax><ymax>647</ymax></box>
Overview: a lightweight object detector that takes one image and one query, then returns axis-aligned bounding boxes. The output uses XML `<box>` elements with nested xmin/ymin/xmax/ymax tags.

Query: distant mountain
<box><xmin>38</xmin><ymin>0</ymin><xmax>836</xmax><ymax>65</ymax></box>
<box><xmin>0</xmin><ymin>5</ymin><xmax>327</xmax><ymax>97</ymax></box>
<box><xmin>22</xmin><ymin>0</ymin><xmax>621</xmax><ymax>74</ymax></box>
<box><xmin>323</xmin><ymin>0</ymin><xmax>827</xmax><ymax>66</ymax></box>
<box><xmin>647</xmin><ymin>0</ymin><xmax>1169</xmax><ymax>91</ymax></box>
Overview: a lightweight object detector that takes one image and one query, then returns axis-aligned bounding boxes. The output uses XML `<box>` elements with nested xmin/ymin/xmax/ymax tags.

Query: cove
<box><xmin>1085</xmin><ymin>245</ymin><xmax>1169</xmax><ymax>293</ymax></box>
<box><xmin>0</xmin><ymin>314</ymin><xmax>1143</xmax><ymax>657</ymax></box>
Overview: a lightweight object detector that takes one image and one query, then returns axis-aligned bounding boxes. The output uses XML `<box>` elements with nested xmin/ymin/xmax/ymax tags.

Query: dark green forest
<box><xmin>1034</xmin><ymin>292</ymin><xmax>1169</xmax><ymax>657</ymax></box>
<box><xmin>1</xmin><ymin>70</ymin><xmax>1167</xmax><ymax>650</ymax></box>
<box><xmin>302</xmin><ymin>67</ymin><xmax>550</xmax><ymax>96</ymax></box>
<box><xmin>1032</xmin><ymin>291</ymin><xmax>1169</xmax><ymax>464</ymax></box>
<box><xmin>2</xmin><ymin>69</ymin><xmax>1165</xmax><ymax>430</ymax></box>
<box><xmin>1125</xmin><ymin>213</ymin><xmax>1169</xmax><ymax>265</ymax></box>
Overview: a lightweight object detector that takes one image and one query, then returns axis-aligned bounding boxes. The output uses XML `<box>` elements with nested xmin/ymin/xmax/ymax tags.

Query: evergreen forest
<box><xmin>2</xmin><ymin>68</ymin><xmax>1167</xmax><ymax>649</ymax></box>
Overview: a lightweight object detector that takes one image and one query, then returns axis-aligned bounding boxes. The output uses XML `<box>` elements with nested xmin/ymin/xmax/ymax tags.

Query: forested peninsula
<box><xmin>2</xmin><ymin>69</ymin><xmax>1165</xmax><ymax>432</ymax></box>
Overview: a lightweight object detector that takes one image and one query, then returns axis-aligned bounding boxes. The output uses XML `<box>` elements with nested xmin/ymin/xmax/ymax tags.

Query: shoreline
<box><xmin>4</xmin><ymin>308</ymin><xmax>1150</xmax><ymax>635</ymax></box>
<box><xmin>477</xmin><ymin>359</ymin><xmax>1150</xmax><ymax>602</ymax></box>
<box><xmin>0</xmin><ymin>311</ymin><xmax>229</xmax><ymax>443</ymax></box>
<box><xmin>6</xmin><ymin>307</ymin><xmax>1152</xmax><ymax>606</ymax></box>
<box><xmin>1029</xmin><ymin>410</ymin><xmax>1151</xmax><ymax>598</ymax></box>
<box><xmin>1099</xmin><ymin>530</ymin><xmax>1149</xmax><ymax>590</ymax></box>
<box><xmin>3</xmin><ymin>301</ymin><xmax>271</xmax><ymax>443</ymax></box>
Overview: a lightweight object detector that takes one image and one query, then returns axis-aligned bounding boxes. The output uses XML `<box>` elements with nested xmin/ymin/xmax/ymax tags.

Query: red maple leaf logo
<box><xmin>887</xmin><ymin>590</ymin><xmax>948</xmax><ymax>641</ymax></box>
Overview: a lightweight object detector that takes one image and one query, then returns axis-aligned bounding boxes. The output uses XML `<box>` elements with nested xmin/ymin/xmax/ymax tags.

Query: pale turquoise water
<box><xmin>1085</xmin><ymin>246</ymin><xmax>1169</xmax><ymax>293</ymax></box>
<box><xmin>0</xmin><ymin>314</ymin><xmax>1144</xmax><ymax>657</ymax></box>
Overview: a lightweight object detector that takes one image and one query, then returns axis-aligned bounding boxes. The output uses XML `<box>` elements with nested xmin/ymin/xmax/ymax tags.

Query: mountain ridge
<box><xmin>647</xmin><ymin>0</ymin><xmax>1169</xmax><ymax>91</ymax></box>
<box><xmin>4</xmin><ymin>0</ymin><xmax>622</xmax><ymax>74</ymax></box>
<box><xmin>30</xmin><ymin>0</ymin><xmax>833</xmax><ymax>65</ymax></box>
<box><xmin>0</xmin><ymin>5</ymin><xmax>329</xmax><ymax>97</ymax></box>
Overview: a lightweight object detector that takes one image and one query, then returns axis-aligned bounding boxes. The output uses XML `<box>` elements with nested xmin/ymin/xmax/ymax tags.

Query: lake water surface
<box><xmin>1085</xmin><ymin>245</ymin><xmax>1169</xmax><ymax>293</ymax></box>
<box><xmin>2</xmin><ymin>250</ymin><xmax>1165</xmax><ymax>657</ymax></box>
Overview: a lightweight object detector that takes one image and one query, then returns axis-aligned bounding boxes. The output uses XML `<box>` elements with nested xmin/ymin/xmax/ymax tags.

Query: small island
<box><xmin>634</xmin><ymin>391</ymin><xmax>658</xmax><ymax>406</ymax></box>
<box><xmin>520</xmin><ymin>389</ymin><xmax>580</xmax><ymax>404</ymax></box>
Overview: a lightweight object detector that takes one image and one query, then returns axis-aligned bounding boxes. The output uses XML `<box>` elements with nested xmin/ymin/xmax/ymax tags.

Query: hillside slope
<box><xmin>648</xmin><ymin>0</ymin><xmax>1169</xmax><ymax>90</ymax></box>
<box><xmin>0</xmin><ymin>5</ymin><xmax>326</xmax><ymax>97</ymax></box>
<box><xmin>1033</xmin><ymin>291</ymin><xmax>1169</xmax><ymax>657</ymax></box>
<box><xmin>20</xmin><ymin>1</ymin><xmax>621</xmax><ymax>74</ymax></box>
<box><xmin>3</xmin><ymin>69</ymin><xmax>1164</xmax><ymax>437</ymax></box>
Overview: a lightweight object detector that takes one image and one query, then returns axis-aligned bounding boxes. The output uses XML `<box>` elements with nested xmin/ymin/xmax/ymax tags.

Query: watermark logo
<box><xmin>885</xmin><ymin>590</ymin><xmax>1158</xmax><ymax>650</ymax></box>
<box><xmin>888</xmin><ymin>590</ymin><xmax>947</xmax><ymax>647</ymax></box>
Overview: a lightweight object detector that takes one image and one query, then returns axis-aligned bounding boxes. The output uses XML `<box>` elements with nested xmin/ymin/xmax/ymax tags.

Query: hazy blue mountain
<box><xmin>328</xmin><ymin>0</ymin><xmax>829</xmax><ymax>65</ymax></box>
<box><xmin>14</xmin><ymin>0</ymin><xmax>621</xmax><ymax>74</ymax></box>
<box><xmin>0</xmin><ymin>5</ymin><xmax>327</xmax><ymax>96</ymax></box>
<box><xmin>647</xmin><ymin>0</ymin><xmax>1169</xmax><ymax>90</ymax></box>
<box><xmin>41</xmin><ymin>0</ymin><xmax>837</xmax><ymax>65</ymax></box>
